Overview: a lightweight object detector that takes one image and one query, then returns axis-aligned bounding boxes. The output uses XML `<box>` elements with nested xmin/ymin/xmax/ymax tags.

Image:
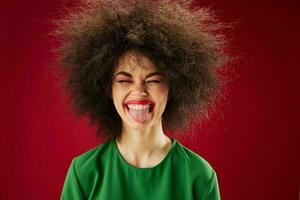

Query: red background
<box><xmin>1</xmin><ymin>0</ymin><xmax>299</xmax><ymax>199</ymax></box>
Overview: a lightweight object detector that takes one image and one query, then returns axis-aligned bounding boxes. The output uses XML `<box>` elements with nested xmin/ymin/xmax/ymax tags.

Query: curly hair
<box><xmin>51</xmin><ymin>0</ymin><xmax>232</xmax><ymax>141</ymax></box>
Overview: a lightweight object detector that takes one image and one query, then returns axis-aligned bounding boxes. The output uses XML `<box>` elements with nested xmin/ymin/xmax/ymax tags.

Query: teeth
<box><xmin>127</xmin><ymin>104</ymin><xmax>150</xmax><ymax>110</ymax></box>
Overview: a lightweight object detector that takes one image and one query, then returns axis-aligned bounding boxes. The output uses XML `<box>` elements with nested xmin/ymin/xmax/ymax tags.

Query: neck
<box><xmin>116</xmin><ymin>125</ymin><xmax>171</xmax><ymax>159</ymax></box>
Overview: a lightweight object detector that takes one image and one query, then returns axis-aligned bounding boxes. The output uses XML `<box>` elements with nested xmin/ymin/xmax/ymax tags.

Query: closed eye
<box><xmin>147</xmin><ymin>80</ymin><xmax>161</xmax><ymax>83</ymax></box>
<box><xmin>117</xmin><ymin>80</ymin><xmax>161</xmax><ymax>83</ymax></box>
<box><xmin>118</xmin><ymin>80</ymin><xmax>131</xmax><ymax>83</ymax></box>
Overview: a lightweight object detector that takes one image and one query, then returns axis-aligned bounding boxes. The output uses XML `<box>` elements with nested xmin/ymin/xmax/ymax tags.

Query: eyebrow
<box><xmin>114</xmin><ymin>71</ymin><xmax>163</xmax><ymax>79</ymax></box>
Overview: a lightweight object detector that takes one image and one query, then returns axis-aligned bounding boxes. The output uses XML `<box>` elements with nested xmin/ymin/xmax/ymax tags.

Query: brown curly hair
<box><xmin>51</xmin><ymin>0</ymin><xmax>233</xmax><ymax>141</ymax></box>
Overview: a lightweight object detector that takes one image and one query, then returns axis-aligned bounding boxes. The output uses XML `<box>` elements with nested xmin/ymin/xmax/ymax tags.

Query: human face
<box><xmin>111</xmin><ymin>51</ymin><xmax>169</xmax><ymax>131</ymax></box>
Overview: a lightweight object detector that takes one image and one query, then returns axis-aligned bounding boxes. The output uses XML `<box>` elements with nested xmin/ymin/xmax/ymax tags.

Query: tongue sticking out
<box><xmin>127</xmin><ymin>107</ymin><xmax>150</xmax><ymax>122</ymax></box>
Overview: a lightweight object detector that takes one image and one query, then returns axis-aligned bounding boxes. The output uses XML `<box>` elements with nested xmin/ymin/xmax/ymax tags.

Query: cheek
<box><xmin>155</xmin><ymin>86</ymin><xmax>169</xmax><ymax>97</ymax></box>
<box><xmin>112</xmin><ymin>83</ymin><xmax>122</xmax><ymax>95</ymax></box>
<box><xmin>112</xmin><ymin>85</ymin><xmax>127</xmax><ymax>104</ymax></box>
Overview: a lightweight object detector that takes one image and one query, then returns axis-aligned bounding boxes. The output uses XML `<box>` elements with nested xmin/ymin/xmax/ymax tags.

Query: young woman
<box><xmin>54</xmin><ymin>0</ymin><xmax>231</xmax><ymax>199</ymax></box>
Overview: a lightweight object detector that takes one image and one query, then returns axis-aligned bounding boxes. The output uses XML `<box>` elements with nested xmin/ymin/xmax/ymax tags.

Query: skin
<box><xmin>111</xmin><ymin>50</ymin><xmax>172</xmax><ymax>168</ymax></box>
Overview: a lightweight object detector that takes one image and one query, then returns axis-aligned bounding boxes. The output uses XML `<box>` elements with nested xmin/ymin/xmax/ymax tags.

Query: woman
<box><xmin>54</xmin><ymin>0</ymin><xmax>230</xmax><ymax>199</ymax></box>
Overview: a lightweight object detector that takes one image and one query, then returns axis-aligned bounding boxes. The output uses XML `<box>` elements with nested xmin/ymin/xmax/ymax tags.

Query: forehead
<box><xmin>114</xmin><ymin>50</ymin><xmax>158</xmax><ymax>73</ymax></box>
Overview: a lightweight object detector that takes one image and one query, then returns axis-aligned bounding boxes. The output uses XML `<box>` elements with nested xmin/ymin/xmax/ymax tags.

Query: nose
<box><xmin>132</xmin><ymin>81</ymin><xmax>148</xmax><ymax>96</ymax></box>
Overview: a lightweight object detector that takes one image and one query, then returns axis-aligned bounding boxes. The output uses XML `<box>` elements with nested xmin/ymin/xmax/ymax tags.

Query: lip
<box><xmin>124</xmin><ymin>100</ymin><xmax>154</xmax><ymax>106</ymax></box>
<box><xmin>123</xmin><ymin>100</ymin><xmax>155</xmax><ymax>113</ymax></box>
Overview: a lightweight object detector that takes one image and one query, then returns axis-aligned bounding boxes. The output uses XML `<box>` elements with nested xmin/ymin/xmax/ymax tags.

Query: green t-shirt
<box><xmin>61</xmin><ymin>138</ymin><xmax>221</xmax><ymax>200</ymax></box>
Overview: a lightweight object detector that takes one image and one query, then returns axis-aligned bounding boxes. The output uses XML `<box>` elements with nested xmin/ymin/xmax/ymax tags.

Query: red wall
<box><xmin>1</xmin><ymin>0</ymin><xmax>299</xmax><ymax>199</ymax></box>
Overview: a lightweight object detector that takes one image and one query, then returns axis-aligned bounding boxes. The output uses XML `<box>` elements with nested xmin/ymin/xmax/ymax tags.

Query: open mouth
<box><xmin>124</xmin><ymin>103</ymin><xmax>154</xmax><ymax>122</ymax></box>
<box><xmin>124</xmin><ymin>104</ymin><xmax>153</xmax><ymax>113</ymax></box>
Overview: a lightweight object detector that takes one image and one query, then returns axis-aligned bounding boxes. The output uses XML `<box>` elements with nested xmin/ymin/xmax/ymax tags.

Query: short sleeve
<box><xmin>201</xmin><ymin>171</ymin><xmax>221</xmax><ymax>200</ymax></box>
<box><xmin>194</xmin><ymin>170</ymin><xmax>221</xmax><ymax>200</ymax></box>
<box><xmin>60</xmin><ymin>158</ymin><xmax>86</xmax><ymax>200</ymax></box>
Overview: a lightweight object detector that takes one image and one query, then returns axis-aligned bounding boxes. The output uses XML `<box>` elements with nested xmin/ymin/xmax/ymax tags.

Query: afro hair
<box><xmin>51</xmin><ymin>0</ymin><xmax>232</xmax><ymax>141</ymax></box>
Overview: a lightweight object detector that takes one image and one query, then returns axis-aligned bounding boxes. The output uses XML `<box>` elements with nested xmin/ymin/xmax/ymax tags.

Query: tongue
<box><xmin>128</xmin><ymin>108</ymin><xmax>149</xmax><ymax>122</ymax></box>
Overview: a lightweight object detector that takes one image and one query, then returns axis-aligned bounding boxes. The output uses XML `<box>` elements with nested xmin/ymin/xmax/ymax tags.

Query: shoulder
<box><xmin>174</xmin><ymin>140</ymin><xmax>217</xmax><ymax>180</ymax></box>
<box><xmin>71</xmin><ymin>139</ymin><xmax>111</xmax><ymax>176</ymax></box>
<box><xmin>174</xmin><ymin>140</ymin><xmax>220</xmax><ymax>198</ymax></box>
<box><xmin>61</xmin><ymin>140</ymin><xmax>111</xmax><ymax>198</ymax></box>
